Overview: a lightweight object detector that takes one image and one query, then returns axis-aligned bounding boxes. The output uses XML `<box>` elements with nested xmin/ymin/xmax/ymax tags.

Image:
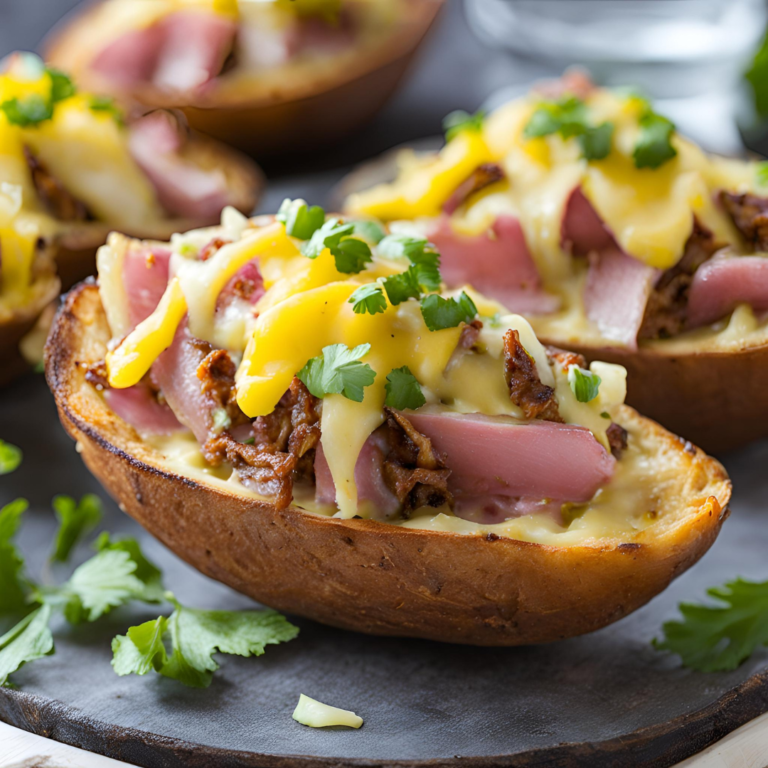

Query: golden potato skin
<box><xmin>46</xmin><ymin>1</ymin><xmax>444</xmax><ymax>156</ymax></box>
<box><xmin>555</xmin><ymin>340</ymin><xmax>768</xmax><ymax>456</ymax></box>
<box><xmin>46</xmin><ymin>284</ymin><xmax>732</xmax><ymax>646</ymax></box>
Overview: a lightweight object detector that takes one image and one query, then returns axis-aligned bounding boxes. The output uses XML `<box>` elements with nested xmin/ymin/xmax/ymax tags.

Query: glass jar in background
<box><xmin>466</xmin><ymin>0</ymin><xmax>768</xmax><ymax>154</ymax></box>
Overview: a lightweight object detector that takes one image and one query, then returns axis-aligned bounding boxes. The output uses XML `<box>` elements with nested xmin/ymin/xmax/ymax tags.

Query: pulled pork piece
<box><xmin>24</xmin><ymin>147</ymin><xmax>91</xmax><ymax>222</ymax></box>
<box><xmin>443</xmin><ymin>163</ymin><xmax>505</xmax><ymax>215</ymax></box>
<box><xmin>503</xmin><ymin>329</ymin><xmax>562</xmax><ymax>422</ymax></box>
<box><xmin>459</xmin><ymin>319</ymin><xmax>484</xmax><ymax>350</ymax></box>
<box><xmin>721</xmin><ymin>192</ymin><xmax>768</xmax><ymax>250</ymax></box>
<box><xmin>606</xmin><ymin>422</ymin><xmax>628</xmax><ymax>459</ymax></box>
<box><xmin>546</xmin><ymin>346</ymin><xmax>586</xmax><ymax>372</ymax></box>
<box><xmin>197</xmin><ymin>348</ymin><xmax>250</xmax><ymax>432</ymax></box>
<box><xmin>382</xmin><ymin>407</ymin><xmax>453</xmax><ymax>513</ymax></box>
<box><xmin>203</xmin><ymin>378</ymin><xmax>321</xmax><ymax>509</ymax></box>
<box><xmin>639</xmin><ymin>220</ymin><xmax>719</xmax><ymax>339</ymax></box>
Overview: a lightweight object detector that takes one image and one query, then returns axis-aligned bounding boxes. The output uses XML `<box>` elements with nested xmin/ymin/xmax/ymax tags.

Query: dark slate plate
<box><xmin>2</xmin><ymin>340</ymin><xmax>768</xmax><ymax>768</ymax></box>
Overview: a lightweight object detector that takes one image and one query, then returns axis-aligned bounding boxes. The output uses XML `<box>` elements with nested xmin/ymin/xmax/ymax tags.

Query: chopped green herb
<box><xmin>0</xmin><ymin>440</ymin><xmax>22</xmax><ymax>475</ymax></box>
<box><xmin>33</xmin><ymin>361</ymin><xmax>44</xmax><ymax>374</ymax></box>
<box><xmin>756</xmin><ymin>161</ymin><xmax>768</xmax><ymax>188</ymax></box>
<box><xmin>568</xmin><ymin>366</ymin><xmax>601</xmax><ymax>403</ymax></box>
<box><xmin>352</xmin><ymin>219</ymin><xmax>386</xmax><ymax>244</ymax></box>
<box><xmin>51</xmin><ymin>494</ymin><xmax>103</xmax><ymax>563</ymax></box>
<box><xmin>654</xmin><ymin>578</ymin><xmax>768</xmax><ymax>672</ymax></box>
<box><xmin>600</xmin><ymin>411</ymin><xmax>611</xmax><ymax>420</ymax></box>
<box><xmin>276</xmin><ymin>198</ymin><xmax>326</xmax><ymax>240</ymax></box>
<box><xmin>523</xmin><ymin>96</ymin><xmax>613</xmax><ymax>161</ymax></box>
<box><xmin>382</xmin><ymin>268</ymin><xmax>421</xmax><ymax>306</ymax></box>
<box><xmin>633</xmin><ymin>110</ymin><xmax>677</xmax><ymax>169</ymax></box>
<box><xmin>112</xmin><ymin>594</ymin><xmax>299</xmax><ymax>688</ymax></box>
<box><xmin>378</xmin><ymin>235</ymin><xmax>442</xmax><ymax>291</ymax></box>
<box><xmin>385</xmin><ymin>367</ymin><xmax>426</xmax><ymax>410</ymax></box>
<box><xmin>482</xmin><ymin>312</ymin><xmax>504</xmax><ymax>329</ymax></box>
<box><xmin>0</xmin><ymin>94</ymin><xmax>53</xmax><ymax>127</ymax></box>
<box><xmin>88</xmin><ymin>95</ymin><xmax>125</xmax><ymax>126</ymax></box>
<box><xmin>443</xmin><ymin>109</ymin><xmax>485</xmax><ymax>141</ymax></box>
<box><xmin>243</xmin><ymin>437</ymin><xmax>256</xmax><ymax>446</ymax></box>
<box><xmin>301</xmin><ymin>219</ymin><xmax>372</xmax><ymax>274</ymax></box>
<box><xmin>0</xmin><ymin>604</ymin><xmax>54</xmax><ymax>686</ymax></box>
<box><xmin>211</xmin><ymin>407</ymin><xmax>232</xmax><ymax>433</ymax></box>
<box><xmin>349</xmin><ymin>283</ymin><xmax>387</xmax><ymax>316</ymax></box>
<box><xmin>0</xmin><ymin>499</ymin><xmax>31</xmax><ymax>617</ymax></box>
<box><xmin>94</xmin><ymin>534</ymin><xmax>164</xmax><ymax>600</ymax></box>
<box><xmin>747</xmin><ymin>31</ymin><xmax>768</xmax><ymax>118</ymax></box>
<box><xmin>297</xmin><ymin>343</ymin><xmax>376</xmax><ymax>402</ymax></box>
<box><xmin>47</xmin><ymin>68</ymin><xmax>76</xmax><ymax>104</ymax></box>
<box><xmin>420</xmin><ymin>291</ymin><xmax>477</xmax><ymax>332</ymax></box>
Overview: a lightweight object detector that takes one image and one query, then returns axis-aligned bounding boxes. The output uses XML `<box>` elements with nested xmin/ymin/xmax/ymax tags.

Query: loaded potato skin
<box><xmin>46</xmin><ymin>278</ymin><xmax>730</xmax><ymax>646</ymax></box>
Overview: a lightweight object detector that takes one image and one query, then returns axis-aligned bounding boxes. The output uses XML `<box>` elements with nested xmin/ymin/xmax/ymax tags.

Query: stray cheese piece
<box><xmin>106</xmin><ymin>277</ymin><xmax>187</xmax><ymax>389</ymax></box>
<box><xmin>292</xmin><ymin>694</ymin><xmax>363</xmax><ymax>729</ymax></box>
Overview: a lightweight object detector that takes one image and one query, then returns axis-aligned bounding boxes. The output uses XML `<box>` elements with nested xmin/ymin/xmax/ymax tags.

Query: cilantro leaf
<box><xmin>39</xmin><ymin>549</ymin><xmax>149</xmax><ymax>624</ymax></box>
<box><xmin>756</xmin><ymin>162</ymin><xmax>768</xmax><ymax>188</ymax></box>
<box><xmin>379</xmin><ymin>235</ymin><xmax>442</xmax><ymax>291</ymax></box>
<box><xmin>0</xmin><ymin>94</ymin><xmax>53</xmax><ymax>127</ymax></box>
<box><xmin>633</xmin><ymin>111</ymin><xmax>677</xmax><ymax>169</ymax></box>
<box><xmin>112</xmin><ymin>597</ymin><xmax>299</xmax><ymax>688</ymax></box>
<box><xmin>746</xmin><ymin>31</ymin><xmax>768</xmax><ymax>119</ymax></box>
<box><xmin>276</xmin><ymin>198</ymin><xmax>326</xmax><ymax>240</ymax></box>
<box><xmin>578</xmin><ymin>121</ymin><xmax>614</xmax><ymax>161</ymax></box>
<box><xmin>352</xmin><ymin>219</ymin><xmax>386</xmax><ymax>244</ymax></box>
<box><xmin>0</xmin><ymin>499</ymin><xmax>31</xmax><ymax>616</ymax></box>
<box><xmin>0</xmin><ymin>604</ymin><xmax>54</xmax><ymax>687</ymax></box>
<box><xmin>349</xmin><ymin>283</ymin><xmax>387</xmax><ymax>316</ymax></box>
<box><xmin>568</xmin><ymin>366</ymin><xmax>601</xmax><ymax>403</ymax></box>
<box><xmin>385</xmin><ymin>367</ymin><xmax>426</xmax><ymax>410</ymax></box>
<box><xmin>443</xmin><ymin>109</ymin><xmax>485</xmax><ymax>141</ymax></box>
<box><xmin>51</xmin><ymin>494</ymin><xmax>103</xmax><ymax>563</ymax></box>
<box><xmin>94</xmin><ymin>533</ymin><xmax>164</xmax><ymax>598</ymax></box>
<box><xmin>47</xmin><ymin>68</ymin><xmax>76</xmax><ymax>104</ymax></box>
<box><xmin>420</xmin><ymin>291</ymin><xmax>477</xmax><ymax>332</ymax></box>
<box><xmin>382</xmin><ymin>268</ymin><xmax>421</xmax><ymax>305</ymax></box>
<box><xmin>301</xmin><ymin>219</ymin><xmax>372</xmax><ymax>274</ymax></box>
<box><xmin>654</xmin><ymin>578</ymin><xmax>768</xmax><ymax>672</ymax></box>
<box><xmin>88</xmin><ymin>95</ymin><xmax>125</xmax><ymax>126</ymax></box>
<box><xmin>523</xmin><ymin>96</ymin><xmax>613</xmax><ymax>162</ymax></box>
<box><xmin>297</xmin><ymin>344</ymin><xmax>376</xmax><ymax>403</ymax></box>
<box><xmin>0</xmin><ymin>439</ymin><xmax>22</xmax><ymax>475</ymax></box>
<box><xmin>332</xmin><ymin>237</ymin><xmax>373</xmax><ymax>274</ymax></box>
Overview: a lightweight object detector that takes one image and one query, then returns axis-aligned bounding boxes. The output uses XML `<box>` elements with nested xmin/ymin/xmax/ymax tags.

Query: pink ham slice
<box><xmin>427</xmin><ymin>215</ymin><xmax>560</xmax><ymax>314</ymax></box>
<box><xmin>314</xmin><ymin>431</ymin><xmax>400</xmax><ymax>519</ymax></box>
<box><xmin>562</xmin><ymin>187</ymin><xmax>659</xmax><ymax>349</ymax></box>
<box><xmin>687</xmin><ymin>254</ymin><xmax>768</xmax><ymax>328</ymax></box>
<box><xmin>129</xmin><ymin>111</ymin><xmax>230</xmax><ymax>220</ymax></box>
<box><xmin>122</xmin><ymin>246</ymin><xmax>172</xmax><ymax>327</ymax></box>
<box><xmin>407</xmin><ymin>412</ymin><xmax>615</xmax><ymax>503</ymax></box>
<box><xmin>91</xmin><ymin>10</ymin><xmax>236</xmax><ymax>93</ymax></box>
<box><xmin>104</xmin><ymin>386</ymin><xmax>182</xmax><ymax>435</ymax></box>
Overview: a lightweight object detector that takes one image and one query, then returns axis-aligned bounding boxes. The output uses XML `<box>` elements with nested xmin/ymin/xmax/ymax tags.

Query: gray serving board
<box><xmin>2</xmin><ymin>324</ymin><xmax>768</xmax><ymax>768</ymax></box>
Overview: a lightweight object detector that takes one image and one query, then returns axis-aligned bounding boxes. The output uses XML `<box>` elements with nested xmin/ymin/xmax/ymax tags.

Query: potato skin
<box><xmin>554</xmin><ymin>340</ymin><xmax>768</xmax><ymax>456</ymax></box>
<box><xmin>46</xmin><ymin>1</ymin><xmax>444</xmax><ymax>156</ymax></box>
<box><xmin>46</xmin><ymin>284</ymin><xmax>732</xmax><ymax>646</ymax></box>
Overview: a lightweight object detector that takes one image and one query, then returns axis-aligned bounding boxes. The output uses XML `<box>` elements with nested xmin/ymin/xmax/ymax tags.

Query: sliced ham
<box><xmin>91</xmin><ymin>11</ymin><xmax>236</xmax><ymax>93</ymax></box>
<box><xmin>129</xmin><ymin>111</ymin><xmax>230</xmax><ymax>220</ymax></box>
<box><xmin>104</xmin><ymin>386</ymin><xmax>182</xmax><ymax>435</ymax></box>
<box><xmin>427</xmin><ymin>215</ymin><xmax>560</xmax><ymax>314</ymax></box>
<box><xmin>315</xmin><ymin>431</ymin><xmax>400</xmax><ymax>519</ymax></box>
<box><xmin>406</xmin><ymin>411</ymin><xmax>615</xmax><ymax>503</ymax></box>
<box><xmin>561</xmin><ymin>187</ymin><xmax>613</xmax><ymax>256</ymax></box>
<box><xmin>687</xmin><ymin>254</ymin><xmax>768</xmax><ymax>328</ymax></box>
<box><xmin>583</xmin><ymin>245</ymin><xmax>659</xmax><ymax>350</ymax></box>
<box><xmin>122</xmin><ymin>246</ymin><xmax>171</xmax><ymax>328</ymax></box>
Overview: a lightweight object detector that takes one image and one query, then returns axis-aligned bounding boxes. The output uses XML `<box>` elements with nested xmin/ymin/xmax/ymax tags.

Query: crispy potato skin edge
<box><xmin>45</xmin><ymin>284</ymin><xmax>732</xmax><ymax>646</ymax></box>
<box><xmin>45</xmin><ymin>1</ymin><xmax>444</xmax><ymax>156</ymax></box>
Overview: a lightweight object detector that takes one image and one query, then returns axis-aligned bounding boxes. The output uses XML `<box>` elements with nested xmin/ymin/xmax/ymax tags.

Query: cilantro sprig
<box><xmin>0</xmin><ymin>65</ymin><xmax>76</xmax><ymax>128</ymax></box>
<box><xmin>276</xmin><ymin>198</ymin><xmax>326</xmax><ymax>240</ymax></box>
<box><xmin>51</xmin><ymin>494</ymin><xmax>103</xmax><ymax>563</ymax></box>
<box><xmin>0</xmin><ymin>439</ymin><xmax>22</xmax><ymax>475</ymax></box>
<box><xmin>443</xmin><ymin>109</ymin><xmax>485</xmax><ymax>142</ymax></box>
<box><xmin>567</xmin><ymin>366</ymin><xmax>601</xmax><ymax>403</ymax></box>
<box><xmin>385</xmin><ymin>367</ymin><xmax>426</xmax><ymax>410</ymax></box>
<box><xmin>633</xmin><ymin>108</ymin><xmax>677</xmax><ymax>169</ymax></box>
<box><xmin>297</xmin><ymin>343</ymin><xmax>376</xmax><ymax>402</ymax></box>
<box><xmin>523</xmin><ymin>96</ymin><xmax>614</xmax><ymax>161</ymax></box>
<box><xmin>88</xmin><ymin>95</ymin><xmax>125</xmax><ymax>126</ymax></box>
<box><xmin>420</xmin><ymin>291</ymin><xmax>478</xmax><ymax>332</ymax></box>
<box><xmin>654</xmin><ymin>578</ymin><xmax>768</xmax><ymax>672</ymax></box>
<box><xmin>349</xmin><ymin>283</ymin><xmax>388</xmax><ymax>316</ymax></box>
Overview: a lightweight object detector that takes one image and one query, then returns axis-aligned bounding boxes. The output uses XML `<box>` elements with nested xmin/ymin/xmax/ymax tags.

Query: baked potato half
<box><xmin>342</xmin><ymin>73</ymin><xmax>768</xmax><ymax>453</ymax></box>
<box><xmin>45</xmin><ymin>208</ymin><xmax>730</xmax><ymax>646</ymax></box>
<box><xmin>0</xmin><ymin>53</ymin><xmax>262</xmax><ymax>382</ymax></box>
<box><xmin>46</xmin><ymin>0</ymin><xmax>443</xmax><ymax>156</ymax></box>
